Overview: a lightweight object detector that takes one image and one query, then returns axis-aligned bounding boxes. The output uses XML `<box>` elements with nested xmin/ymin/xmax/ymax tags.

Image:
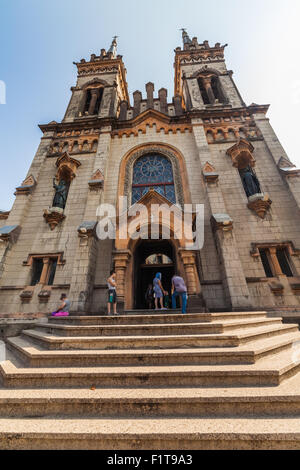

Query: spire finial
<box><xmin>107</xmin><ymin>36</ymin><xmax>118</xmax><ymax>58</ymax></box>
<box><xmin>180</xmin><ymin>28</ymin><xmax>192</xmax><ymax>46</ymax></box>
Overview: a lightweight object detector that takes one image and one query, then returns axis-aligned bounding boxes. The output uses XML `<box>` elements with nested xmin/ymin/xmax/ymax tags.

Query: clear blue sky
<box><xmin>1</xmin><ymin>0</ymin><xmax>299</xmax><ymax>210</ymax></box>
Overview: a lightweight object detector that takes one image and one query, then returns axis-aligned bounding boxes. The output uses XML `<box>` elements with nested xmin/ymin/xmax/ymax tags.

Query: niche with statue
<box><xmin>43</xmin><ymin>153</ymin><xmax>81</xmax><ymax>230</ymax></box>
<box><xmin>226</xmin><ymin>139</ymin><xmax>272</xmax><ymax>218</ymax></box>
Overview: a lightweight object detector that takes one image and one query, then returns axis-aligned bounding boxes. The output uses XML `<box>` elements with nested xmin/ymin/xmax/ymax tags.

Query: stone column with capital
<box><xmin>202</xmin><ymin>77</ymin><xmax>215</xmax><ymax>104</ymax></box>
<box><xmin>88</xmin><ymin>89</ymin><xmax>100</xmax><ymax>115</ymax></box>
<box><xmin>113</xmin><ymin>250</ymin><xmax>131</xmax><ymax>311</ymax></box>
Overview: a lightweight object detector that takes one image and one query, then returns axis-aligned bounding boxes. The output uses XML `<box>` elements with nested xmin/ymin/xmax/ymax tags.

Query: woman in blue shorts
<box><xmin>153</xmin><ymin>272</ymin><xmax>167</xmax><ymax>310</ymax></box>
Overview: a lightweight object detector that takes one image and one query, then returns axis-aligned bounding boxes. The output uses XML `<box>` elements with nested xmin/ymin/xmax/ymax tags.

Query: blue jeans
<box><xmin>172</xmin><ymin>291</ymin><xmax>187</xmax><ymax>313</ymax></box>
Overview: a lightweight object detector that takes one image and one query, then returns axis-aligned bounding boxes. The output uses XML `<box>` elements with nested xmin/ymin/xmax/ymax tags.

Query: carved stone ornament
<box><xmin>226</xmin><ymin>138</ymin><xmax>255</xmax><ymax>169</ymax></box>
<box><xmin>38</xmin><ymin>289</ymin><xmax>51</xmax><ymax>303</ymax></box>
<box><xmin>0</xmin><ymin>225</ymin><xmax>21</xmax><ymax>243</ymax></box>
<box><xmin>202</xmin><ymin>161</ymin><xmax>219</xmax><ymax>183</ymax></box>
<box><xmin>269</xmin><ymin>281</ymin><xmax>284</xmax><ymax>296</ymax></box>
<box><xmin>20</xmin><ymin>287</ymin><xmax>34</xmax><ymax>303</ymax></box>
<box><xmin>43</xmin><ymin>207</ymin><xmax>66</xmax><ymax>230</ymax></box>
<box><xmin>14</xmin><ymin>174</ymin><xmax>37</xmax><ymax>196</ymax></box>
<box><xmin>247</xmin><ymin>193</ymin><xmax>272</xmax><ymax>219</ymax></box>
<box><xmin>77</xmin><ymin>221</ymin><xmax>98</xmax><ymax>238</ymax></box>
<box><xmin>211</xmin><ymin>213</ymin><xmax>233</xmax><ymax>232</ymax></box>
<box><xmin>0</xmin><ymin>211</ymin><xmax>9</xmax><ymax>220</ymax></box>
<box><xmin>88</xmin><ymin>169</ymin><xmax>104</xmax><ymax>189</ymax></box>
<box><xmin>55</xmin><ymin>152</ymin><xmax>81</xmax><ymax>181</ymax></box>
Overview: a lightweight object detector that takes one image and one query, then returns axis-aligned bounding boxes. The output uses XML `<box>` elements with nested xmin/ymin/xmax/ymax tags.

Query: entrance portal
<box><xmin>134</xmin><ymin>240</ymin><xmax>176</xmax><ymax>309</ymax></box>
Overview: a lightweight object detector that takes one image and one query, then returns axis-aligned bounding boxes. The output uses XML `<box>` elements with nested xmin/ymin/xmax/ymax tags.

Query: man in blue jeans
<box><xmin>171</xmin><ymin>273</ymin><xmax>187</xmax><ymax>314</ymax></box>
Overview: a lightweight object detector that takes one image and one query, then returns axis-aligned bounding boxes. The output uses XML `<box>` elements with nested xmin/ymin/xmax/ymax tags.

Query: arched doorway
<box><xmin>133</xmin><ymin>239</ymin><xmax>176</xmax><ymax>309</ymax></box>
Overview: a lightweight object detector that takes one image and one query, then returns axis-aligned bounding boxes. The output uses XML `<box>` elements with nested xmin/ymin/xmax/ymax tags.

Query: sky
<box><xmin>0</xmin><ymin>0</ymin><xmax>300</xmax><ymax>211</ymax></box>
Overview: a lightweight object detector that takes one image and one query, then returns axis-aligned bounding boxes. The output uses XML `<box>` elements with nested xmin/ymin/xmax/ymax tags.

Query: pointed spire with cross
<box><xmin>107</xmin><ymin>36</ymin><xmax>118</xmax><ymax>58</ymax></box>
<box><xmin>180</xmin><ymin>28</ymin><xmax>192</xmax><ymax>46</ymax></box>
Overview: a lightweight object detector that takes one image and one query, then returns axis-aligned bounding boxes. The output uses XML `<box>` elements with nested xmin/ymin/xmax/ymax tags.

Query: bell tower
<box><xmin>63</xmin><ymin>37</ymin><xmax>129</xmax><ymax>122</ymax></box>
<box><xmin>174</xmin><ymin>29</ymin><xmax>244</xmax><ymax>111</ymax></box>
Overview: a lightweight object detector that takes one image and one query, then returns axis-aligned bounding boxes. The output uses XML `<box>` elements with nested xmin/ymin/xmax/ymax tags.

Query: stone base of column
<box><xmin>187</xmin><ymin>294</ymin><xmax>207</xmax><ymax>313</ymax></box>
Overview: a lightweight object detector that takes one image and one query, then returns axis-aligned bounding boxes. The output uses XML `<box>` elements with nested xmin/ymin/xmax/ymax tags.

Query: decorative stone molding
<box><xmin>38</xmin><ymin>289</ymin><xmax>51</xmax><ymax>303</ymax></box>
<box><xmin>43</xmin><ymin>207</ymin><xmax>66</xmax><ymax>230</ymax></box>
<box><xmin>202</xmin><ymin>161</ymin><xmax>219</xmax><ymax>183</ymax></box>
<box><xmin>211</xmin><ymin>213</ymin><xmax>233</xmax><ymax>232</ymax></box>
<box><xmin>291</xmin><ymin>283</ymin><xmax>300</xmax><ymax>295</ymax></box>
<box><xmin>0</xmin><ymin>211</ymin><xmax>9</xmax><ymax>221</ymax></box>
<box><xmin>226</xmin><ymin>138</ymin><xmax>255</xmax><ymax>169</ymax></box>
<box><xmin>20</xmin><ymin>287</ymin><xmax>34</xmax><ymax>303</ymax></box>
<box><xmin>0</xmin><ymin>225</ymin><xmax>21</xmax><ymax>243</ymax></box>
<box><xmin>77</xmin><ymin>221</ymin><xmax>98</xmax><ymax>238</ymax></box>
<box><xmin>55</xmin><ymin>152</ymin><xmax>81</xmax><ymax>181</ymax></box>
<box><xmin>250</xmin><ymin>241</ymin><xmax>300</xmax><ymax>258</ymax></box>
<box><xmin>23</xmin><ymin>252</ymin><xmax>66</xmax><ymax>267</ymax></box>
<box><xmin>247</xmin><ymin>193</ymin><xmax>272</xmax><ymax>219</ymax></box>
<box><xmin>279</xmin><ymin>167</ymin><xmax>300</xmax><ymax>178</ymax></box>
<box><xmin>277</xmin><ymin>156</ymin><xmax>295</xmax><ymax>169</ymax></box>
<box><xmin>269</xmin><ymin>281</ymin><xmax>284</xmax><ymax>296</ymax></box>
<box><xmin>88</xmin><ymin>169</ymin><xmax>104</xmax><ymax>190</ymax></box>
<box><xmin>14</xmin><ymin>175</ymin><xmax>36</xmax><ymax>196</ymax></box>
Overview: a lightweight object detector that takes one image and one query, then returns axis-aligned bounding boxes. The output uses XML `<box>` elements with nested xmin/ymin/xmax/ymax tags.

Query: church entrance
<box><xmin>133</xmin><ymin>240</ymin><xmax>176</xmax><ymax>309</ymax></box>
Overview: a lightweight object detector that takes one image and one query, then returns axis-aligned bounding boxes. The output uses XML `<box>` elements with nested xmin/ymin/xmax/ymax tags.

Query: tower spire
<box><xmin>181</xmin><ymin>28</ymin><xmax>192</xmax><ymax>46</ymax></box>
<box><xmin>107</xmin><ymin>36</ymin><xmax>118</xmax><ymax>58</ymax></box>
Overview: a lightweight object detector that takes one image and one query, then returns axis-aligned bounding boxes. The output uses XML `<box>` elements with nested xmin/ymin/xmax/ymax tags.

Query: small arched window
<box><xmin>131</xmin><ymin>154</ymin><xmax>176</xmax><ymax>204</ymax></box>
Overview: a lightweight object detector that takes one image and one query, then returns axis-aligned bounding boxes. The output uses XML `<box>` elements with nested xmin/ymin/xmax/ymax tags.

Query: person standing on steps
<box><xmin>51</xmin><ymin>293</ymin><xmax>70</xmax><ymax>317</ymax></box>
<box><xmin>171</xmin><ymin>273</ymin><xmax>188</xmax><ymax>314</ymax></box>
<box><xmin>153</xmin><ymin>272</ymin><xmax>167</xmax><ymax>310</ymax></box>
<box><xmin>107</xmin><ymin>269</ymin><xmax>118</xmax><ymax>315</ymax></box>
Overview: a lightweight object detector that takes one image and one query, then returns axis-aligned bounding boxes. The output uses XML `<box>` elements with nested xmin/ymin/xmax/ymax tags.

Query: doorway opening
<box><xmin>133</xmin><ymin>239</ymin><xmax>176</xmax><ymax>309</ymax></box>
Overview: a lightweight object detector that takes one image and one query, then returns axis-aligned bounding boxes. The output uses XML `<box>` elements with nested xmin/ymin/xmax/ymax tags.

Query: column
<box><xmin>88</xmin><ymin>89</ymin><xmax>99</xmax><ymax>115</ymax></box>
<box><xmin>113</xmin><ymin>250</ymin><xmax>131</xmax><ymax>310</ymax></box>
<box><xmin>179</xmin><ymin>250</ymin><xmax>197</xmax><ymax>294</ymax></box>
<box><xmin>202</xmin><ymin>77</ymin><xmax>215</xmax><ymax>105</ymax></box>
<box><xmin>39</xmin><ymin>257</ymin><xmax>50</xmax><ymax>284</ymax></box>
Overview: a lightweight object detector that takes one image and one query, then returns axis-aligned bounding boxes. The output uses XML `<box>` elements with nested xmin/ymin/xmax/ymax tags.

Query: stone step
<box><xmin>1</xmin><ymin>348</ymin><xmax>300</xmax><ymax>387</ymax></box>
<box><xmin>36</xmin><ymin>317</ymin><xmax>282</xmax><ymax>337</ymax></box>
<box><xmin>2</xmin><ymin>373</ymin><xmax>300</xmax><ymax>418</ymax></box>
<box><xmin>48</xmin><ymin>311</ymin><xmax>268</xmax><ymax>325</ymax></box>
<box><xmin>21</xmin><ymin>323</ymin><xmax>299</xmax><ymax>350</ymax></box>
<box><xmin>0</xmin><ymin>416</ymin><xmax>300</xmax><ymax>449</ymax></box>
<box><xmin>6</xmin><ymin>331</ymin><xmax>300</xmax><ymax>367</ymax></box>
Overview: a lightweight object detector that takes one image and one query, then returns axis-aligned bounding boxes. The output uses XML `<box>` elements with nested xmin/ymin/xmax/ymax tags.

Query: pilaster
<box><xmin>192</xmin><ymin>119</ymin><xmax>252</xmax><ymax>309</ymax></box>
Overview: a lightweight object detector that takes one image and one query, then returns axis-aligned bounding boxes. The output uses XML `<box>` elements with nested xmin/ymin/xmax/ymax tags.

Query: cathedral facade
<box><xmin>1</xmin><ymin>31</ymin><xmax>300</xmax><ymax>315</ymax></box>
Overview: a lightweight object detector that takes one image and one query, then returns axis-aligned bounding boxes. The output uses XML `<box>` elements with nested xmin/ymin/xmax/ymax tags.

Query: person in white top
<box><xmin>107</xmin><ymin>270</ymin><xmax>118</xmax><ymax>315</ymax></box>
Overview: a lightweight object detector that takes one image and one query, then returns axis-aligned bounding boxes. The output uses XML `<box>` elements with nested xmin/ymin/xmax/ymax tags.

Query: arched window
<box><xmin>131</xmin><ymin>154</ymin><xmax>176</xmax><ymax>204</ymax></box>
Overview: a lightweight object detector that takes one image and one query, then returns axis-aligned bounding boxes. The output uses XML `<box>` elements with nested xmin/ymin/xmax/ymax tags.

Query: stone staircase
<box><xmin>1</xmin><ymin>310</ymin><xmax>300</xmax><ymax>449</ymax></box>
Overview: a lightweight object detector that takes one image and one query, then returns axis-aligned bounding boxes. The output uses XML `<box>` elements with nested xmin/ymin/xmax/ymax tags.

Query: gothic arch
<box><xmin>191</xmin><ymin>66</ymin><xmax>221</xmax><ymax>78</ymax></box>
<box><xmin>117</xmin><ymin>142</ymin><xmax>192</xmax><ymax>209</ymax></box>
<box><xmin>80</xmin><ymin>78</ymin><xmax>109</xmax><ymax>90</ymax></box>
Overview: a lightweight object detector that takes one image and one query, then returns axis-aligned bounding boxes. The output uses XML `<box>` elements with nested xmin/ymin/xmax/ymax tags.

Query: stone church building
<box><xmin>1</xmin><ymin>31</ymin><xmax>300</xmax><ymax>316</ymax></box>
